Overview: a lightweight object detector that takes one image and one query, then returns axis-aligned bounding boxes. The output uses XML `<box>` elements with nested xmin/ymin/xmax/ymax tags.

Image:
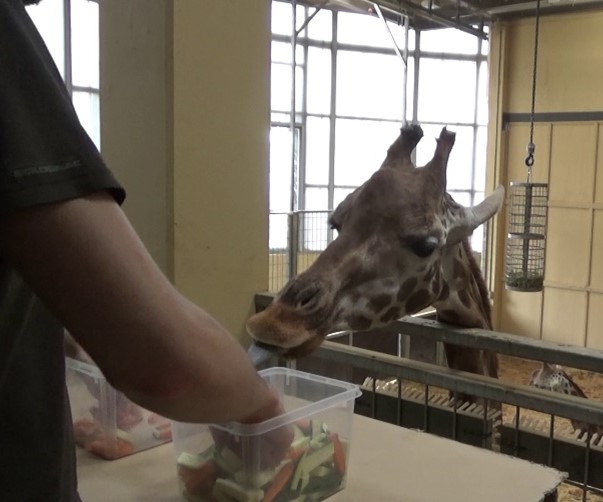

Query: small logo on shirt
<box><xmin>12</xmin><ymin>160</ymin><xmax>82</xmax><ymax>179</ymax></box>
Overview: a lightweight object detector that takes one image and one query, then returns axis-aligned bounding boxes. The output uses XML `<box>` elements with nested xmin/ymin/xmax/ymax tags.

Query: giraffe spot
<box><xmin>397</xmin><ymin>277</ymin><xmax>418</xmax><ymax>303</ymax></box>
<box><xmin>437</xmin><ymin>282</ymin><xmax>450</xmax><ymax>302</ymax></box>
<box><xmin>369</xmin><ymin>294</ymin><xmax>392</xmax><ymax>314</ymax></box>
<box><xmin>348</xmin><ymin>315</ymin><xmax>372</xmax><ymax>331</ymax></box>
<box><xmin>380</xmin><ymin>306</ymin><xmax>401</xmax><ymax>324</ymax></box>
<box><xmin>438</xmin><ymin>309</ymin><xmax>461</xmax><ymax>323</ymax></box>
<box><xmin>405</xmin><ymin>289</ymin><xmax>431</xmax><ymax>313</ymax></box>
<box><xmin>423</xmin><ymin>266</ymin><xmax>436</xmax><ymax>283</ymax></box>
<box><xmin>453</xmin><ymin>259</ymin><xmax>465</xmax><ymax>279</ymax></box>
<box><xmin>458</xmin><ymin>289</ymin><xmax>472</xmax><ymax>308</ymax></box>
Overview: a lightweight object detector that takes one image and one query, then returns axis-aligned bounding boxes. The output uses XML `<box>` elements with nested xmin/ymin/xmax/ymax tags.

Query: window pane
<box><xmin>26</xmin><ymin>0</ymin><xmax>65</xmax><ymax>78</ymax></box>
<box><xmin>72</xmin><ymin>91</ymin><xmax>100</xmax><ymax>149</ymax></box>
<box><xmin>336</xmin><ymin>51</ymin><xmax>404</xmax><ymax>120</ymax></box>
<box><xmin>405</xmin><ymin>57</ymin><xmax>415</xmax><ymax>122</ymax></box>
<box><xmin>271</xmin><ymin>63</ymin><xmax>303</xmax><ymax>112</ymax></box>
<box><xmin>305</xmin><ymin>187</ymin><xmax>328</xmax><ymax>210</ymax></box>
<box><xmin>420</xmin><ymin>28</ymin><xmax>478</xmax><ymax>55</ymax></box>
<box><xmin>269</xmin><ymin>212</ymin><xmax>288</xmax><ymax>250</ymax></box>
<box><xmin>334</xmin><ymin>119</ymin><xmax>400</xmax><ymax>186</ymax></box>
<box><xmin>481</xmin><ymin>27</ymin><xmax>489</xmax><ymax>56</ymax></box>
<box><xmin>306</xmin><ymin>8</ymin><xmax>332</xmax><ymax>41</ymax></box>
<box><xmin>417</xmin><ymin>59</ymin><xmax>476</xmax><ymax>123</ymax></box>
<box><xmin>415</xmin><ymin>124</ymin><xmax>474</xmax><ymax>191</ymax></box>
<box><xmin>338</xmin><ymin>11</ymin><xmax>409</xmax><ymax>49</ymax></box>
<box><xmin>270</xmin><ymin>126</ymin><xmax>294</xmax><ymax>212</ymax></box>
<box><xmin>307</xmin><ymin>47</ymin><xmax>331</xmax><ymax>115</ymax></box>
<box><xmin>271</xmin><ymin>112</ymin><xmax>290</xmax><ymax>124</ymax></box>
<box><xmin>71</xmin><ymin>0</ymin><xmax>99</xmax><ymax>88</ymax></box>
<box><xmin>305</xmin><ymin>117</ymin><xmax>330</xmax><ymax>185</ymax></box>
<box><xmin>271</xmin><ymin>41</ymin><xmax>304</xmax><ymax>65</ymax></box>
<box><xmin>334</xmin><ymin>187</ymin><xmax>355</xmax><ymax>209</ymax></box>
<box><xmin>477</xmin><ymin>62</ymin><xmax>488</xmax><ymax>125</ymax></box>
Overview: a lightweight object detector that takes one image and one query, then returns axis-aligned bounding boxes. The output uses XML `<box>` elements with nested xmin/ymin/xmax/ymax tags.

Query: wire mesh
<box><xmin>505</xmin><ymin>182</ymin><xmax>548</xmax><ymax>292</ymax></box>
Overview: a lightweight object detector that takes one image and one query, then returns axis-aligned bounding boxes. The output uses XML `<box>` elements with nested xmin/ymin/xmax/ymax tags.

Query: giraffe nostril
<box><xmin>297</xmin><ymin>285</ymin><xmax>321</xmax><ymax>308</ymax></box>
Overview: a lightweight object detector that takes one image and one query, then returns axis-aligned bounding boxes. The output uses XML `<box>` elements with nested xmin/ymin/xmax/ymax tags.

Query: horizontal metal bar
<box><xmin>393</xmin><ymin>317</ymin><xmax>603</xmax><ymax>374</ymax></box>
<box><xmin>503</xmin><ymin>111</ymin><xmax>603</xmax><ymax>126</ymax></box>
<box><xmin>314</xmin><ymin>341</ymin><xmax>603</xmax><ymax>426</ymax></box>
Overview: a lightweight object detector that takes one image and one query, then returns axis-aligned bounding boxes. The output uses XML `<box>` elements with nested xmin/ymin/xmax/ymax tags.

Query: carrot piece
<box><xmin>87</xmin><ymin>435</ymin><xmax>134</xmax><ymax>460</ymax></box>
<box><xmin>329</xmin><ymin>432</ymin><xmax>346</xmax><ymax>476</ymax></box>
<box><xmin>179</xmin><ymin>460</ymin><xmax>218</xmax><ymax>498</ymax></box>
<box><xmin>264</xmin><ymin>461</ymin><xmax>295</xmax><ymax>502</ymax></box>
<box><xmin>295</xmin><ymin>419</ymin><xmax>312</xmax><ymax>432</ymax></box>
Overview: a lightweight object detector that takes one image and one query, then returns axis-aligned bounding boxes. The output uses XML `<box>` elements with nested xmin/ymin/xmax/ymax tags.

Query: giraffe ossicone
<box><xmin>247</xmin><ymin>124</ymin><xmax>504</xmax><ymax>376</ymax></box>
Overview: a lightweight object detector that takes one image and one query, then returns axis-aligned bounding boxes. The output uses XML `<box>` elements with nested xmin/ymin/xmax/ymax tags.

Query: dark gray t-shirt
<box><xmin>0</xmin><ymin>1</ymin><xmax>125</xmax><ymax>500</ymax></box>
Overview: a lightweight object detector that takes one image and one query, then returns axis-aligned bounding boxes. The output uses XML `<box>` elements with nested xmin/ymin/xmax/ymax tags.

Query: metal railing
<box><xmin>269</xmin><ymin>210</ymin><xmax>333</xmax><ymax>291</ymax></box>
<box><xmin>254</xmin><ymin>296</ymin><xmax>603</xmax><ymax>500</ymax></box>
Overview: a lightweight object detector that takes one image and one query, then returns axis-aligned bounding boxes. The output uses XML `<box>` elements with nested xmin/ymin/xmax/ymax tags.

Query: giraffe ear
<box><xmin>446</xmin><ymin>185</ymin><xmax>505</xmax><ymax>245</ymax></box>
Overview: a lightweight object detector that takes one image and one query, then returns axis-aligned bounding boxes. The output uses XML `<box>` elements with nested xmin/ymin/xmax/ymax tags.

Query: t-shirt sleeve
<box><xmin>0</xmin><ymin>0</ymin><xmax>125</xmax><ymax>211</ymax></box>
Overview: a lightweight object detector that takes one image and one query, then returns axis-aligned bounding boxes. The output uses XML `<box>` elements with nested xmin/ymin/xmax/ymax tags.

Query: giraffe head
<box><xmin>247</xmin><ymin>124</ymin><xmax>504</xmax><ymax>358</ymax></box>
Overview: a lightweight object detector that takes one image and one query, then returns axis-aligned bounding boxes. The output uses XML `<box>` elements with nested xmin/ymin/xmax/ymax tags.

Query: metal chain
<box><xmin>525</xmin><ymin>0</ymin><xmax>541</xmax><ymax>181</ymax></box>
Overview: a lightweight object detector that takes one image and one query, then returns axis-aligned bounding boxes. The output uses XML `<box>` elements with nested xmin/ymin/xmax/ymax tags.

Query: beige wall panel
<box><xmin>504</xmin><ymin>123</ymin><xmax>550</xmax><ymax>185</ymax></box>
<box><xmin>499</xmin><ymin>289</ymin><xmax>542</xmax><ymax>338</ymax></box>
<box><xmin>549</xmin><ymin>124</ymin><xmax>597</xmax><ymax>204</ymax></box>
<box><xmin>590</xmin><ymin>210</ymin><xmax>603</xmax><ymax>291</ymax></box>
<box><xmin>505</xmin><ymin>12</ymin><xmax>603</xmax><ymax>113</ymax></box>
<box><xmin>596</xmin><ymin>125</ymin><xmax>603</xmax><ymax>204</ymax></box>
<box><xmin>173</xmin><ymin>0</ymin><xmax>271</xmax><ymax>341</ymax></box>
<box><xmin>100</xmin><ymin>1</ymin><xmax>172</xmax><ymax>275</ymax></box>
<box><xmin>586</xmin><ymin>293</ymin><xmax>603</xmax><ymax>350</ymax></box>
<box><xmin>545</xmin><ymin>208</ymin><xmax>591</xmax><ymax>287</ymax></box>
<box><xmin>542</xmin><ymin>288</ymin><xmax>587</xmax><ymax>346</ymax></box>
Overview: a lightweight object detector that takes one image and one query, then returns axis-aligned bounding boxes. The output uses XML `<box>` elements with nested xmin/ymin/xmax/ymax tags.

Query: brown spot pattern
<box><xmin>369</xmin><ymin>294</ymin><xmax>392</xmax><ymax>314</ymax></box>
<box><xmin>397</xmin><ymin>277</ymin><xmax>418</xmax><ymax>302</ymax></box>
<box><xmin>437</xmin><ymin>282</ymin><xmax>450</xmax><ymax>301</ymax></box>
<box><xmin>380</xmin><ymin>306</ymin><xmax>401</xmax><ymax>324</ymax></box>
<box><xmin>458</xmin><ymin>288</ymin><xmax>472</xmax><ymax>308</ymax></box>
<box><xmin>453</xmin><ymin>259</ymin><xmax>465</xmax><ymax>279</ymax></box>
<box><xmin>405</xmin><ymin>289</ymin><xmax>431</xmax><ymax>313</ymax></box>
<box><xmin>348</xmin><ymin>315</ymin><xmax>372</xmax><ymax>331</ymax></box>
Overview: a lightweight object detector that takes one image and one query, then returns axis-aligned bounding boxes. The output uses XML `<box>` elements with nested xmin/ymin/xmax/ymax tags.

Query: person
<box><xmin>0</xmin><ymin>1</ymin><xmax>291</xmax><ymax>500</ymax></box>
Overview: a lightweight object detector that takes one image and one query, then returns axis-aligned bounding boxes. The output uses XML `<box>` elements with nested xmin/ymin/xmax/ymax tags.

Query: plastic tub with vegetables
<box><xmin>172</xmin><ymin>367</ymin><xmax>361</xmax><ymax>502</ymax></box>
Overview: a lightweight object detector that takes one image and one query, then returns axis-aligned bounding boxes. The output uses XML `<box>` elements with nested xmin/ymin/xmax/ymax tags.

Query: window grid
<box><xmin>270</xmin><ymin>1</ymin><xmax>488</xmax><ymax>253</ymax></box>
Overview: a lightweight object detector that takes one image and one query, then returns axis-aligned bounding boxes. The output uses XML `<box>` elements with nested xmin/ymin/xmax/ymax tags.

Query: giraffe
<box><xmin>247</xmin><ymin>124</ymin><xmax>505</xmax><ymax>383</ymax></box>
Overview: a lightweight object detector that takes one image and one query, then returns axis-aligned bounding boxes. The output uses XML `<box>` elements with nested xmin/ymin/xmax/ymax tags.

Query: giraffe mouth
<box><xmin>247</xmin><ymin>337</ymin><xmax>323</xmax><ymax>362</ymax></box>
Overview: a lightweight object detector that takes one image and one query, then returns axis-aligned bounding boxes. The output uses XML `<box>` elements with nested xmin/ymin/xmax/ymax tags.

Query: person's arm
<box><xmin>0</xmin><ymin>191</ymin><xmax>278</xmax><ymax>424</ymax></box>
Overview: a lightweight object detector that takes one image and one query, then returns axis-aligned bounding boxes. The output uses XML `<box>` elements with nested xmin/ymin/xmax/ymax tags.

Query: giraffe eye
<box><xmin>409</xmin><ymin>237</ymin><xmax>439</xmax><ymax>258</ymax></box>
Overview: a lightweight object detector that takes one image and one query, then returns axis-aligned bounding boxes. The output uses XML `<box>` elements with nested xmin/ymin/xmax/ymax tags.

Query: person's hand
<box><xmin>210</xmin><ymin>388</ymin><xmax>293</xmax><ymax>469</ymax></box>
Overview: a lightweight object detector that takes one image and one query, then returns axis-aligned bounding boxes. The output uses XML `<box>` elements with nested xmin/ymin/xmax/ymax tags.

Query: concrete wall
<box><xmin>488</xmin><ymin>11</ymin><xmax>603</xmax><ymax>349</ymax></box>
<box><xmin>100</xmin><ymin>1</ymin><xmax>271</xmax><ymax>342</ymax></box>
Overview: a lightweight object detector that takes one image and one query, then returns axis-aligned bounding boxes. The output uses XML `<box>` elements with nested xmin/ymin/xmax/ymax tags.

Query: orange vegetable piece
<box><xmin>286</xmin><ymin>446</ymin><xmax>307</xmax><ymax>462</ymax></box>
<box><xmin>329</xmin><ymin>432</ymin><xmax>346</xmax><ymax>476</ymax></box>
<box><xmin>179</xmin><ymin>460</ymin><xmax>218</xmax><ymax>498</ymax></box>
<box><xmin>264</xmin><ymin>461</ymin><xmax>295</xmax><ymax>502</ymax></box>
<box><xmin>87</xmin><ymin>435</ymin><xmax>134</xmax><ymax>460</ymax></box>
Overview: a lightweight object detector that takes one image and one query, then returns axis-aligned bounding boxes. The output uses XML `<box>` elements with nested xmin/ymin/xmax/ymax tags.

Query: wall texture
<box><xmin>488</xmin><ymin>11</ymin><xmax>603</xmax><ymax>349</ymax></box>
<box><xmin>100</xmin><ymin>1</ymin><xmax>271</xmax><ymax>342</ymax></box>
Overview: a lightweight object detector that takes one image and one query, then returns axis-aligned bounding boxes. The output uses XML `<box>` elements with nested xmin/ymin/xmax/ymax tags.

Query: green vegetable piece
<box><xmin>301</xmin><ymin>442</ymin><xmax>335</xmax><ymax>474</ymax></box>
<box><xmin>309</xmin><ymin>433</ymin><xmax>327</xmax><ymax>450</ymax></box>
<box><xmin>290</xmin><ymin>451</ymin><xmax>308</xmax><ymax>491</ymax></box>
<box><xmin>216</xmin><ymin>447</ymin><xmax>243</xmax><ymax>475</ymax></box>
<box><xmin>177</xmin><ymin>445</ymin><xmax>215</xmax><ymax>470</ymax></box>
<box><xmin>311</xmin><ymin>420</ymin><xmax>323</xmax><ymax>439</ymax></box>
<box><xmin>290</xmin><ymin>435</ymin><xmax>311</xmax><ymax>452</ymax></box>
<box><xmin>214</xmin><ymin>478</ymin><xmax>264</xmax><ymax>502</ymax></box>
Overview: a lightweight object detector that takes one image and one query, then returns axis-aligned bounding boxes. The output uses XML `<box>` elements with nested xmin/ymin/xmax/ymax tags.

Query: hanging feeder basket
<box><xmin>505</xmin><ymin>182</ymin><xmax>548</xmax><ymax>292</ymax></box>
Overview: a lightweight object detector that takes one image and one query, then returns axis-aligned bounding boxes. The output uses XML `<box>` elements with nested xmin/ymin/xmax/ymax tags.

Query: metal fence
<box><xmin>269</xmin><ymin>210</ymin><xmax>333</xmax><ymax>292</ymax></box>
<box><xmin>253</xmin><ymin>294</ymin><xmax>603</xmax><ymax>501</ymax></box>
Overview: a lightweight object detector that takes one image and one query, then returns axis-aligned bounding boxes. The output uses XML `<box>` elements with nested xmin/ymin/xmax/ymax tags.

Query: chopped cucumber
<box><xmin>309</xmin><ymin>433</ymin><xmax>327</xmax><ymax>450</ymax></box>
<box><xmin>177</xmin><ymin>445</ymin><xmax>215</xmax><ymax>470</ymax></box>
<box><xmin>213</xmin><ymin>478</ymin><xmax>264</xmax><ymax>502</ymax></box>
<box><xmin>216</xmin><ymin>446</ymin><xmax>243</xmax><ymax>475</ymax></box>
<box><xmin>311</xmin><ymin>420</ymin><xmax>323</xmax><ymax>439</ymax></box>
<box><xmin>234</xmin><ymin>466</ymin><xmax>277</xmax><ymax>489</ymax></box>
<box><xmin>290</xmin><ymin>450</ymin><xmax>308</xmax><ymax>491</ymax></box>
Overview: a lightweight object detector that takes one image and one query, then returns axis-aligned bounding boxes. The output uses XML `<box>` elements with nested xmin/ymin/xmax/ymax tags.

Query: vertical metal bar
<box><xmin>424</xmin><ymin>385</ymin><xmax>430</xmax><ymax>432</ymax></box>
<box><xmin>396</xmin><ymin>377</ymin><xmax>403</xmax><ymax>426</ymax></box>
<box><xmin>514</xmin><ymin>406</ymin><xmax>521</xmax><ymax>456</ymax></box>
<box><xmin>290</xmin><ymin>0</ymin><xmax>298</xmax><ymax>214</ymax></box>
<box><xmin>547</xmin><ymin>415</ymin><xmax>555</xmax><ymax>466</ymax></box>
<box><xmin>288</xmin><ymin>212</ymin><xmax>299</xmax><ymax>280</ymax></box>
<box><xmin>452</xmin><ymin>391</ymin><xmax>458</xmax><ymax>441</ymax></box>
<box><xmin>482</xmin><ymin>400</ymin><xmax>489</xmax><ymax>448</ymax></box>
<box><xmin>522</xmin><ymin>184</ymin><xmax>533</xmax><ymax>279</ymax></box>
<box><xmin>64</xmin><ymin>0</ymin><xmax>73</xmax><ymax>95</ymax></box>
<box><xmin>583</xmin><ymin>429</ymin><xmax>592</xmax><ymax>502</ymax></box>
<box><xmin>371</xmin><ymin>376</ymin><xmax>377</xmax><ymax>419</ymax></box>
<box><xmin>402</xmin><ymin>15</ymin><xmax>409</xmax><ymax>123</ymax></box>
<box><xmin>327</xmin><ymin>11</ymin><xmax>337</xmax><ymax>233</ymax></box>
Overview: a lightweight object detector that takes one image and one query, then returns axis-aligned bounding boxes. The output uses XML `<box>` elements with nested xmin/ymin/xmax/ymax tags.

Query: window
<box><xmin>270</xmin><ymin>2</ymin><xmax>488</xmax><ymax>255</ymax></box>
<box><xmin>26</xmin><ymin>0</ymin><xmax>101</xmax><ymax>149</ymax></box>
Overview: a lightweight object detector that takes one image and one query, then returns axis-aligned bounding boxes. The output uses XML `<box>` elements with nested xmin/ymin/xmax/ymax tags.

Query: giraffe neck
<box><xmin>434</xmin><ymin>238</ymin><xmax>492</xmax><ymax>330</ymax></box>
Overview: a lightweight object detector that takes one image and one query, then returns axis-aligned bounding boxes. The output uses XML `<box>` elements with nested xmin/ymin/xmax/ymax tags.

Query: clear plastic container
<box><xmin>66</xmin><ymin>357</ymin><xmax>172</xmax><ymax>460</ymax></box>
<box><xmin>172</xmin><ymin>367</ymin><xmax>361</xmax><ymax>502</ymax></box>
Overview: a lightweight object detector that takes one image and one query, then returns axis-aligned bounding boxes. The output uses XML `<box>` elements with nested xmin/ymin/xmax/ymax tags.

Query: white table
<box><xmin>77</xmin><ymin>414</ymin><xmax>565</xmax><ymax>502</ymax></box>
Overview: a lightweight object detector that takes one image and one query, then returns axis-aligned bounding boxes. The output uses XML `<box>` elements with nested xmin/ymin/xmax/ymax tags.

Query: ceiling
<box><xmin>298</xmin><ymin>0</ymin><xmax>603</xmax><ymax>38</ymax></box>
